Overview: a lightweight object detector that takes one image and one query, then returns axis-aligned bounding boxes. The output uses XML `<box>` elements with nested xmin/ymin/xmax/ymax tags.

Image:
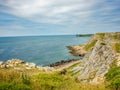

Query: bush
<box><xmin>105</xmin><ymin>67</ymin><xmax>120</xmax><ymax>90</ymax></box>
<box><xmin>108</xmin><ymin>78</ymin><xmax>120</xmax><ymax>90</ymax></box>
<box><xmin>105</xmin><ymin>67</ymin><xmax>120</xmax><ymax>81</ymax></box>
<box><xmin>0</xmin><ymin>82</ymin><xmax>32</xmax><ymax>90</ymax></box>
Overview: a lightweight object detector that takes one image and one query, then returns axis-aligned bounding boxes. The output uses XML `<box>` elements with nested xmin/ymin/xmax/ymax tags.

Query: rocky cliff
<box><xmin>72</xmin><ymin>32</ymin><xmax>120</xmax><ymax>83</ymax></box>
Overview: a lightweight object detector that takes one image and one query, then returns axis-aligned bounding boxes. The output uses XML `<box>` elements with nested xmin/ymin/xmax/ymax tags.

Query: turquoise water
<box><xmin>0</xmin><ymin>35</ymin><xmax>90</xmax><ymax>65</ymax></box>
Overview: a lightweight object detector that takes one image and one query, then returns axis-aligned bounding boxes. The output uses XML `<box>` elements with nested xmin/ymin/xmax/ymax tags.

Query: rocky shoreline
<box><xmin>48</xmin><ymin>59</ymin><xmax>80</xmax><ymax>67</ymax></box>
<box><xmin>0</xmin><ymin>59</ymin><xmax>36</xmax><ymax>69</ymax></box>
<box><xmin>0</xmin><ymin>58</ymin><xmax>55</xmax><ymax>72</ymax></box>
<box><xmin>0</xmin><ymin>58</ymin><xmax>81</xmax><ymax>72</ymax></box>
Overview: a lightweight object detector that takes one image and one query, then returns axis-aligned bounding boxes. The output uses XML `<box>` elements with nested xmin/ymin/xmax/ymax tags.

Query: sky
<box><xmin>0</xmin><ymin>0</ymin><xmax>120</xmax><ymax>36</ymax></box>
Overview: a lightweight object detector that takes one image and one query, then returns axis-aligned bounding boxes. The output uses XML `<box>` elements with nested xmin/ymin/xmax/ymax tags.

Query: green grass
<box><xmin>0</xmin><ymin>68</ymin><xmax>107</xmax><ymax>90</ymax></box>
<box><xmin>84</xmin><ymin>39</ymin><xmax>97</xmax><ymax>51</ymax></box>
<box><xmin>0</xmin><ymin>82</ymin><xmax>32</xmax><ymax>90</ymax></box>
<box><xmin>31</xmin><ymin>72</ymin><xmax>80</xmax><ymax>90</ymax></box>
<box><xmin>96</xmin><ymin>33</ymin><xmax>105</xmax><ymax>39</ymax></box>
<box><xmin>105</xmin><ymin>58</ymin><xmax>120</xmax><ymax>90</ymax></box>
<box><xmin>66</xmin><ymin>62</ymin><xmax>81</xmax><ymax>76</ymax></box>
<box><xmin>109</xmin><ymin>59</ymin><xmax>118</xmax><ymax>68</ymax></box>
<box><xmin>114</xmin><ymin>43</ymin><xmax>120</xmax><ymax>53</ymax></box>
<box><xmin>105</xmin><ymin>67</ymin><xmax>120</xmax><ymax>90</ymax></box>
<box><xmin>112</xmin><ymin>42</ymin><xmax>120</xmax><ymax>53</ymax></box>
<box><xmin>67</xmin><ymin>62</ymin><xmax>81</xmax><ymax>70</ymax></box>
<box><xmin>113</xmin><ymin>32</ymin><xmax>120</xmax><ymax>40</ymax></box>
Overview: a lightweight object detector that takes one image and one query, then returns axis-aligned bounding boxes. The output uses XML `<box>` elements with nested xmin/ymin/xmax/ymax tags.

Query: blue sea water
<box><xmin>0</xmin><ymin>35</ymin><xmax>90</xmax><ymax>65</ymax></box>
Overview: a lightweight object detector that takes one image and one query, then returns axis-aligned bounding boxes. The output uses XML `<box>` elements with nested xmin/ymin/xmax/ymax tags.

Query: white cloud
<box><xmin>0</xmin><ymin>0</ymin><xmax>120</xmax><ymax>32</ymax></box>
<box><xmin>0</xmin><ymin>0</ymin><xmax>102</xmax><ymax>24</ymax></box>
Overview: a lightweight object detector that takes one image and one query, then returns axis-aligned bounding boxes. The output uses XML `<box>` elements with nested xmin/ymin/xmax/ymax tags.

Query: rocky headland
<box><xmin>69</xmin><ymin>32</ymin><xmax>120</xmax><ymax>83</ymax></box>
<box><xmin>67</xmin><ymin>45</ymin><xmax>87</xmax><ymax>56</ymax></box>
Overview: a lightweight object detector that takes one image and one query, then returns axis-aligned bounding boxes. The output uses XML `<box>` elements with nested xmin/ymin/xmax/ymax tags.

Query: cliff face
<box><xmin>74</xmin><ymin>32</ymin><xmax>120</xmax><ymax>83</ymax></box>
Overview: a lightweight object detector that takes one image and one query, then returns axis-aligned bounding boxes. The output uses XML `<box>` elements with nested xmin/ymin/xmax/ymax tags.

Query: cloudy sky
<box><xmin>0</xmin><ymin>0</ymin><xmax>120</xmax><ymax>36</ymax></box>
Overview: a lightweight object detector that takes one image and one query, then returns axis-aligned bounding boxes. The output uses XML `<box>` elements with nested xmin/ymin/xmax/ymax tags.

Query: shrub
<box><xmin>108</xmin><ymin>78</ymin><xmax>120</xmax><ymax>90</ymax></box>
<box><xmin>0</xmin><ymin>82</ymin><xmax>31</xmax><ymax>90</ymax></box>
<box><xmin>105</xmin><ymin>67</ymin><xmax>120</xmax><ymax>90</ymax></box>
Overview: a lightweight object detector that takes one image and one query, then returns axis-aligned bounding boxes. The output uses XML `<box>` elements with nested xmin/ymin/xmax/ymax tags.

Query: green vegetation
<box><xmin>0</xmin><ymin>68</ymin><xmax>106</xmax><ymax>90</ymax></box>
<box><xmin>76</xmin><ymin>34</ymin><xmax>93</xmax><ymax>37</ymax></box>
<box><xmin>67</xmin><ymin>62</ymin><xmax>81</xmax><ymax>70</ymax></box>
<box><xmin>31</xmin><ymin>72</ymin><xmax>78</xmax><ymax>90</ymax></box>
<box><xmin>96</xmin><ymin>33</ymin><xmax>105</xmax><ymax>39</ymax></box>
<box><xmin>95</xmin><ymin>32</ymin><xmax>120</xmax><ymax>40</ymax></box>
<box><xmin>114</xmin><ymin>43</ymin><xmax>120</xmax><ymax>53</ymax></box>
<box><xmin>66</xmin><ymin>62</ymin><xmax>81</xmax><ymax>76</ymax></box>
<box><xmin>113</xmin><ymin>32</ymin><xmax>120</xmax><ymax>40</ymax></box>
<box><xmin>112</xmin><ymin>42</ymin><xmax>120</xmax><ymax>53</ymax></box>
<box><xmin>84</xmin><ymin>39</ymin><xmax>97</xmax><ymax>51</ymax></box>
<box><xmin>0</xmin><ymin>83</ymin><xmax>31</xmax><ymax>90</ymax></box>
<box><xmin>109</xmin><ymin>59</ymin><xmax>118</xmax><ymax>68</ymax></box>
<box><xmin>105</xmin><ymin>58</ymin><xmax>120</xmax><ymax>90</ymax></box>
<box><xmin>105</xmin><ymin>67</ymin><xmax>120</xmax><ymax>90</ymax></box>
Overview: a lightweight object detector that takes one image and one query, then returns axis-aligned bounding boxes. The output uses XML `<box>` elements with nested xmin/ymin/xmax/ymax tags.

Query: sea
<box><xmin>0</xmin><ymin>35</ymin><xmax>90</xmax><ymax>65</ymax></box>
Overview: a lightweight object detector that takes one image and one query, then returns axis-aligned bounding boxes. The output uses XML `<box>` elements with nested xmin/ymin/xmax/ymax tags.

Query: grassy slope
<box><xmin>83</xmin><ymin>32</ymin><xmax>120</xmax><ymax>52</ymax></box>
<box><xmin>0</xmin><ymin>68</ymin><xmax>106</xmax><ymax>90</ymax></box>
<box><xmin>105</xmin><ymin>59</ymin><xmax>120</xmax><ymax>90</ymax></box>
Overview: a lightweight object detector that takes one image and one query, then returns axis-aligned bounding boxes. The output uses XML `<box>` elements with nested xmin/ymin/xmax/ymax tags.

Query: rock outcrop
<box><xmin>72</xmin><ymin>32</ymin><xmax>120</xmax><ymax>83</ymax></box>
<box><xmin>0</xmin><ymin>59</ymin><xmax>36</xmax><ymax>69</ymax></box>
<box><xmin>67</xmin><ymin>45</ymin><xmax>87</xmax><ymax>56</ymax></box>
<box><xmin>0</xmin><ymin>58</ymin><xmax>54</xmax><ymax>72</ymax></box>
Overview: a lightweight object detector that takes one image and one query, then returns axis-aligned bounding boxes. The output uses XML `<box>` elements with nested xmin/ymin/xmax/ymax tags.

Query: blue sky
<box><xmin>0</xmin><ymin>0</ymin><xmax>120</xmax><ymax>36</ymax></box>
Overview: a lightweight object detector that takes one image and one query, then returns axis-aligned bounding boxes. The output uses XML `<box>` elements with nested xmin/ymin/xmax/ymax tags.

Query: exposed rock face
<box><xmin>73</xmin><ymin>32</ymin><xmax>120</xmax><ymax>83</ymax></box>
<box><xmin>78</xmin><ymin>41</ymin><xmax>115</xmax><ymax>82</ymax></box>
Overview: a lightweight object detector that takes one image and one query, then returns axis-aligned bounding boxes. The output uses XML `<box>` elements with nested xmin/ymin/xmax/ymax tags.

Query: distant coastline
<box><xmin>76</xmin><ymin>34</ymin><xmax>93</xmax><ymax>37</ymax></box>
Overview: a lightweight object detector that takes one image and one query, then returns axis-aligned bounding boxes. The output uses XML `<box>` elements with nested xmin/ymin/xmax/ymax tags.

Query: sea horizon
<box><xmin>0</xmin><ymin>34</ymin><xmax>76</xmax><ymax>38</ymax></box>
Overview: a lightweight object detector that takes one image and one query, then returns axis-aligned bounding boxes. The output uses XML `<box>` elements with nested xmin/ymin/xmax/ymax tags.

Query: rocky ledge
<box><xmin>0</xmin><ymin>58</ymin><xmax>54</xmax><ymax>72</ymax></box>
<box><xmin>67</xmin><ymin>45</ymin><xmax>86</xmax><ymax>56</ymax></box>
<box><xmin>0</xmin><ymin>58</ymin><xmax>81</xmax><ymax>72</ymax></box>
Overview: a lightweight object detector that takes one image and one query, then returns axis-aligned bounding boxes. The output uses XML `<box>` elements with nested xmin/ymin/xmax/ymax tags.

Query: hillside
<box><xmin>69</xmin><ymin>32</ymin><xmax>120</xmax><ymax>85</ymax></box>
<box><xmin>0</xmin><ymin>59</ymin><xmax>106</xmax><ymax>90</ymax></box>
